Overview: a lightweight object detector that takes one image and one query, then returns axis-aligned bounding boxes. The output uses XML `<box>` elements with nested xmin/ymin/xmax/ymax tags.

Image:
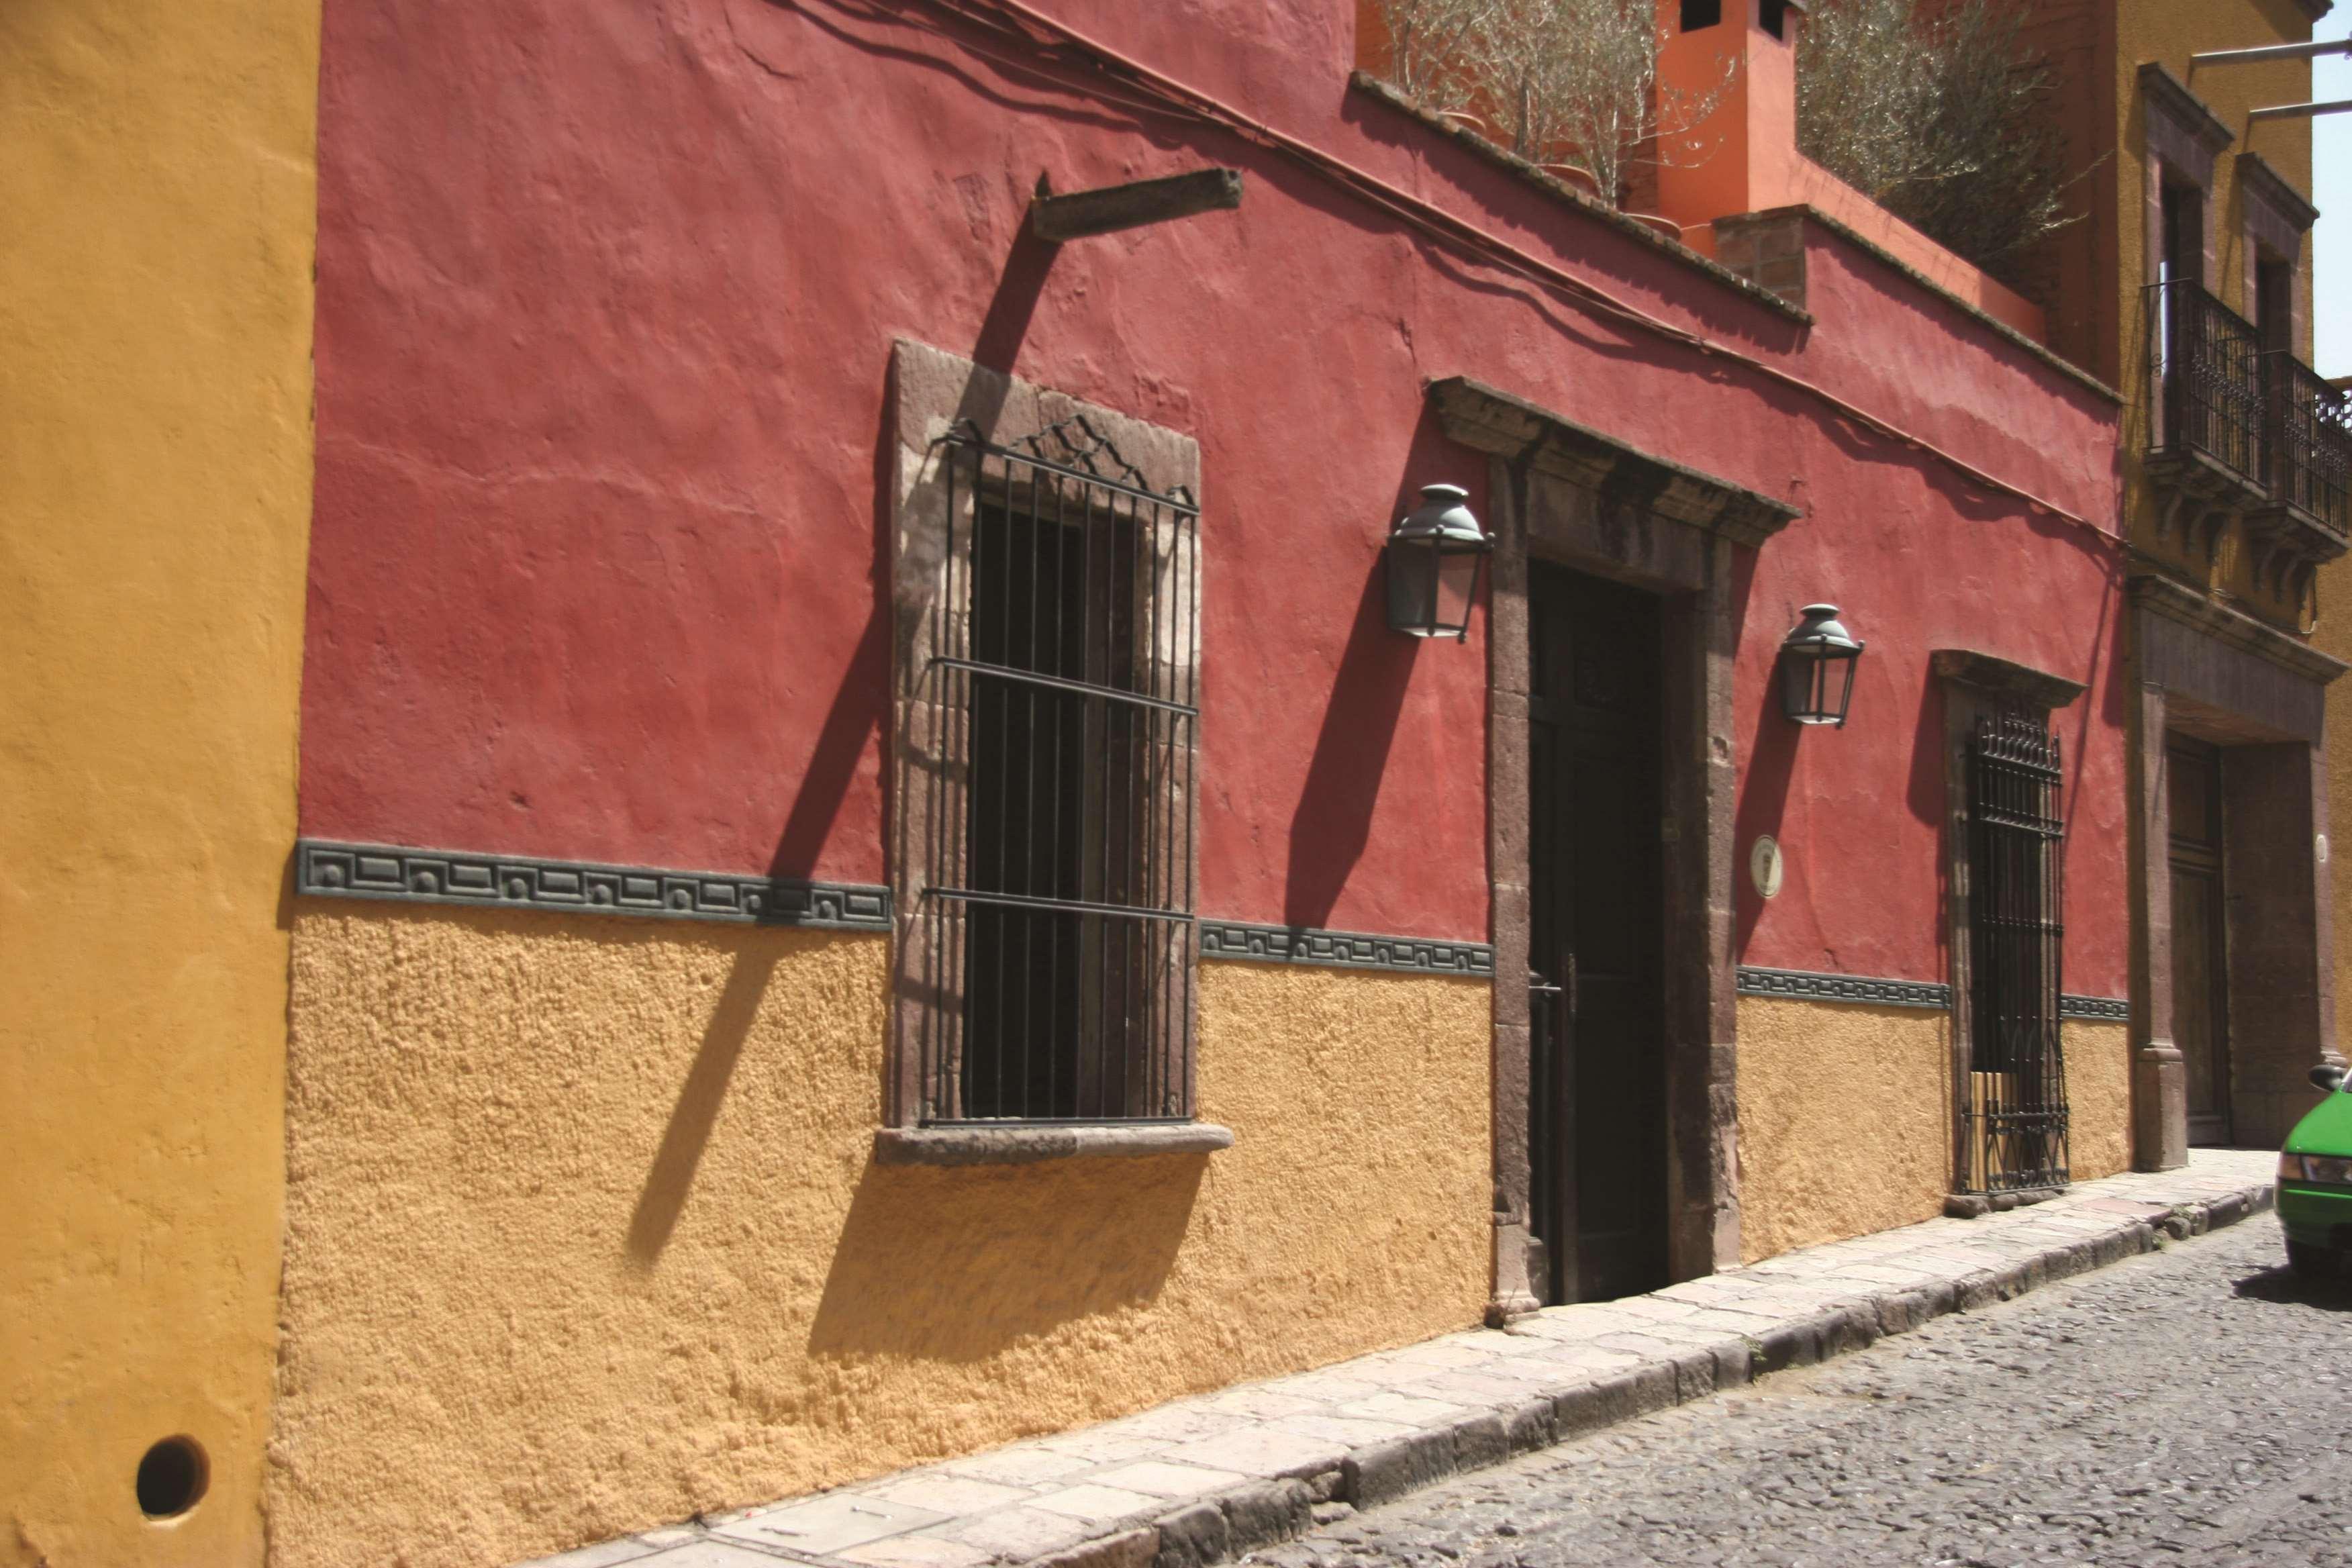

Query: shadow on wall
<box><xmin>1283</xmin><ymin>410</ymin><xmax>1471</xmax><ymax>932</ymax></box>
<box><xmin>1733</xmin><ymin>565</ymin><xmax>1796</xmax><ymax>958</ymax></box>
<box><xmin>806</xmin><ymin>1153</ymin><xmax>1207</xmax><ymax>1363</ymax></box>
<box><xmin>627</xmin><ymin>946</ymin><xmax>784</xmax><ymax>1264</ymax></box>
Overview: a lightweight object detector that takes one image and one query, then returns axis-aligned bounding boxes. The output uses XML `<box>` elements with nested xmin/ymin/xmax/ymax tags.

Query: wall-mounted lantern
<box><xmin>1386</xmin><ymin>483</ymin><xmax>1492</xmax><ymax>642</ymax></box>
<box><xmin>1780</xmin><ymin>603</ymin><xmax>1863</xmax><ymax>726</ymax></box>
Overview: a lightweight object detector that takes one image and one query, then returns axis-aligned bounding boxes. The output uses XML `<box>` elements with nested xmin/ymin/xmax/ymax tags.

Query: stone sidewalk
<box><xmin>526</xmin><ymin>1150</ymin><xmax>2277</xmax><ymax>1568</ymax></box>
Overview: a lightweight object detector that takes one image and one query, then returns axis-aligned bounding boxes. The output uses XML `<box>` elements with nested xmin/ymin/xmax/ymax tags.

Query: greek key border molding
<box><xmin>295</xmin><ymin>839</ymin><xmax>891</xmax><ymax>930</ymax></box>
<box><xmin>1736</xmin><ymin>966</ymin><xmax>1951</xmax><ymax>1010</ymax></box>
<box><xmin>1736</xmin><ymin>967</ymin><xmax>2129</xmax><ymax>1022</ymax></box>
<box><xmin>1199</xmin><ymin>920</ymin><xmax>1494</xmax><ymax>977</ymax></box>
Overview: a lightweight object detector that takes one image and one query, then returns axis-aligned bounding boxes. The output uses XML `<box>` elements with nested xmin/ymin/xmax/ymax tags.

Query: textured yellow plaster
<box><xmin>270</xmin><ymin>912</ymin><xmax>1490</xmax><ymax>1568</ymax></box>
<box><xmin>2064</xmin><ymin>1020</ymin><xmax>2133</xmax><ymax>1182</ymax></box>
<box><xmin>1735</xmin><ymin>997</ymin><xmax>1951</xmax><ymax>1263</ymax></box>
<box><xmin>0</xmin><ymin>0</ymin><xmax>316</xmax><ymax>1563</ymax></box>
<box><xmin>2324</xmin><ymin>575</ymin><xmax>2352</xmax><ymax>1063</ymax></box>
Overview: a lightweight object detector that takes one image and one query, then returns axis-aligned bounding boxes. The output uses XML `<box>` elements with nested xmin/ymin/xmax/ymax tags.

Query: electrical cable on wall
<box><xmin>797</xmin><ymin>0</ymin><xmax>2124</xmax><ymax>552</ymax></box>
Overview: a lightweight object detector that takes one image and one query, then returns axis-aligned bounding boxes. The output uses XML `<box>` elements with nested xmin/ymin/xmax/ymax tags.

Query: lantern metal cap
<box><xmin>1393</xmin><ymin>483</ymin><xmax>1492</xmax><ymax>549</ymax></box>
<box><xmin>1783</xmin><ymin>603</ymin><xmax>1862</xmax><ymax>656</ymax></box>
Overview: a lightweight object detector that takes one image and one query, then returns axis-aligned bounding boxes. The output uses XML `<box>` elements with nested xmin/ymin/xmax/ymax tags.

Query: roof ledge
<box><xmin>1428</xmin><ymin>376</ymin><xmax>1801</xmax><ymax>549</ymax></box>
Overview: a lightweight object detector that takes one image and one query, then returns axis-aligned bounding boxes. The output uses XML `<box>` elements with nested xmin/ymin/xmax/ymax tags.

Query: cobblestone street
<box><xmin>1248</xmin><ymin>1215</ymin><xmax>2352</xmax><ymax>1568</ymax></box>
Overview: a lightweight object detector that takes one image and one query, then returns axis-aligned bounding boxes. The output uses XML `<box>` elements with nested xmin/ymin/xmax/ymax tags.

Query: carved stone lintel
<box><xmin>1930</xmin><ymin>649</ymin><xmax>2087</xmax><ymax>712</ymax></box>
<box><xmin>1428</xmin><ymin>377</ymin><xmax>1802</xmax><ymax>550</ymax></box>
<box><xmin>2131</xmin><ymin>571</ymin><xmax>2349</xmax><ymax>686</ymax></box>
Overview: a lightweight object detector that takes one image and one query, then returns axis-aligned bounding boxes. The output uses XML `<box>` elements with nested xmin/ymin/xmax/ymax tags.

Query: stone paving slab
<box><xmin>517</xmin><ymin>1150</ymin><xmax>2275</xmax><ymax>1568</ymax></box>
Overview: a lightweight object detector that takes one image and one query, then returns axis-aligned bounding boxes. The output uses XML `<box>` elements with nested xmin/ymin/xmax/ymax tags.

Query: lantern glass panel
<box><xmin>1783</xmin><ymin>650</ymin><xmax>1859</xmax><ymax>726</ymax></box>
<box><xmin>1387</xmin><ymin>539</ymin><xmax>1438</xmax><ymax>636</ymax></box>
<box><xmin>1432</xmin><ymin>548</ymin><xmax>1481</xmax><ymax>636</ymax></box>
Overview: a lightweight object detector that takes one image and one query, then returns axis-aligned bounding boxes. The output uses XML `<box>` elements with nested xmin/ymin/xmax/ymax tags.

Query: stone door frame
<box><xmin>2128</xmin><ymin>573</ymin><xmax>2346</xmax><ymax>1168</ymax></box>
<box><xmin>1429</xmin><ymin>377</ymin><xmax>1797</xmax><ymax>1316</ymax></box>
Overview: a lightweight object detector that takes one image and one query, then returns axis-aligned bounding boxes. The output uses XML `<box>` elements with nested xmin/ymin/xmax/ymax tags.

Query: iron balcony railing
<box><xmin>2266</xmin><ymin>350</ymin><xmax>2352</xmax><ymax>536</ymax></box>
<box><xmin>2147</xmin><ymin>278</ymin><xmax>2266</xmax><ymax>485</ymax></box>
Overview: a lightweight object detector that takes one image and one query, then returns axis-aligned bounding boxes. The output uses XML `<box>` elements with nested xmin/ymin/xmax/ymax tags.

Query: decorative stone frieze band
<box><xmin>1199</xmin><ymin>920</ymin><xmax>1495</xmax><ymax>976</ymax></box>
<box><xmin>1736</xmin><ymin>966</ymin><xmax>1951</xmax><ymax>1010</ymax></box>
<box><xmin>295</xmin><ymin>839</ymin><xmax>892</xmax><ymax>930</ymax></box>
<box><xmin>1736</xmin><ymin>967</ymin><xmax>2129</xmax><ymax>1022</ymax></box>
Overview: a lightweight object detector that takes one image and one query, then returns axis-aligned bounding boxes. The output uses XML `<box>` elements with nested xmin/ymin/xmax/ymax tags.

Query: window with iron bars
<box><xmin>1961</xmin><ymin>707</ymin><xmax>2070</xmax><ymax>1195</ymax></box>
<box><xmin>910</xmin><ymin>416</ymin><xmax>1200</xmax><ymax>1124</ymax></box>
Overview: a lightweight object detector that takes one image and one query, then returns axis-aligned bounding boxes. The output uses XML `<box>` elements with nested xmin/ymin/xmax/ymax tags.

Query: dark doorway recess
<box><xmin>2168</xmin><ymin>734</ymin><xmax>2232</xmax><ymax>1146</ymax></box>
<box><xmin>1526</xmin><ymin>563</ymin><xmax>1669</xmax><ymax>1304</ymax></box>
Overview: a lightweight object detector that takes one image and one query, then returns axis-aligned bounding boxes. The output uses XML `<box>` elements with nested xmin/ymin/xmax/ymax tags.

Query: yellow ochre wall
<box><xmin>0</xmin><ymin>0</ymin><xmax>317</xmax><ymax>1563</ymax></box>
<box><xmin>1734</xmin><ymin>997</ymin><xmax>1951</xmax><ymax>1265</ymax></box>
<box><xmin>268</xmin><ymin>911</ymin><xmax>1492</xmax><ymax>1568</ymax></box>
<box><xmin>2113</xmin><ymin>0</ymin><xmax>2318</xmax><ymax>622</ymax></box>
<box><xmin>1736</xmin><ymin>1001</ymin><xmax>2137</xmax><ymax>1264</ymax></box>
<box><xmin>2320</xmin><ymin>562</ymin><xmax>2352</xmax><ymax>1061</ymax></box>
<box><xmin>2065</xmin><ymin>1020</ymin><xmax>2133</xmax><ymax>1183</ymax></box>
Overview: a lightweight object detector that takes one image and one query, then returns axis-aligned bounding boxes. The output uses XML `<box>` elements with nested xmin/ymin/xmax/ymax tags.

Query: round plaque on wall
<box><xmin>1749</xmin><ymin>834</ymin><xmax>1785</xmax><ymax>900</ymax></box>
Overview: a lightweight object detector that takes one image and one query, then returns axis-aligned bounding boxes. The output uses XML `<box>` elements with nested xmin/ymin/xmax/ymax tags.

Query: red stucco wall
<box><xmin>299</xmin><ymin>0</ymin><xmax>2126</xmax><ymax>987</ymax></box>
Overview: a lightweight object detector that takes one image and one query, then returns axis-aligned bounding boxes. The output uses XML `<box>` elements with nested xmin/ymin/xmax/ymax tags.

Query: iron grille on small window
<box><xmin>918</xmin><ymin>418</ymin><xmax>1199</xmax><ymax>1124</ymax></box>
<box><xmin>1963</xmin><ymin>709</ymin><xmax>2069</xmax><ymax>1194</ymax></box>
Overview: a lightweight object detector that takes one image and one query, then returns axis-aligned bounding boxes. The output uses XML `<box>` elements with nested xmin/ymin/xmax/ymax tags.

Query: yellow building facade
<box><xmin>0</xmin><ymin>1</ymin><xmax>319</xmax><ymax>1564</ymax></box>
<box><xmin>2022</xmin><ymin>0</ymin><xmax>2344</xmax><ymax>1164</ymax></box>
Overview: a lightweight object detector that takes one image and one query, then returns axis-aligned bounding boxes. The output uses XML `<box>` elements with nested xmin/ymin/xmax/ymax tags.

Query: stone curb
<box><xmin>1108</xmin><ymin>1181</ymin><xmax>2273</xmax><ymax>1568</ymax></box>
<box><xmin>529</xmin><ymin>1170</ymin><xmax>2273</xmax><ymax>1568</ymax></box>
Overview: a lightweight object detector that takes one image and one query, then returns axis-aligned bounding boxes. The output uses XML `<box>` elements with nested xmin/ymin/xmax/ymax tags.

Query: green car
<box><xmin>2280</xmin><ymin>1062</ymin><xmax>2352</xmax><ymax>1280</ymax></box>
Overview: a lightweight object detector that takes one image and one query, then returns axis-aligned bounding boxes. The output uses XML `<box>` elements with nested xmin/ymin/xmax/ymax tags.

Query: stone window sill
<box><xmin>873</xmin><ymin>1122</ymin><xmax>1236</xmax><ymax>1167</ymax></box>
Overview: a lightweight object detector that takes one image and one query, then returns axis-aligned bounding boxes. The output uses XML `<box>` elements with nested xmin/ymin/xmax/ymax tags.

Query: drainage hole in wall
<box><xmin>136</xmin><ymin>1436</ymin><xmax>208</xmax><ymax>1519</ymax></box>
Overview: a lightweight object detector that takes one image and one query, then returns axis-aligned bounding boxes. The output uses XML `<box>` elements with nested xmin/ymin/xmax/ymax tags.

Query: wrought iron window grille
<box><xmin>1961</xmin><ymin>707</ymin><xmax>2070</xmax><ymax>1195</ymax></box>
<box><xmin>914</xmin><ymin>418</ymin><xmax>1201</xmax><ymax>1125</ymax></box>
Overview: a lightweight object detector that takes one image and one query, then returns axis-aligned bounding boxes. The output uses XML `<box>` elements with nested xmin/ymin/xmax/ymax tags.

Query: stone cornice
<box><xmin>1930</xmin><ymin>648</ymin><xmax>2089</xmax><ymax>712</ymax></box>
<box><xmin>2138</xmin><ymin>63</ymin><xmax>2237</xmax><ymax>159</ymax></box>
<box><xmin>1427</xmin><ymin>377</ymin><xmax>1802</xmax><ymax>549</ymax></box>
<box><xmin>2235</xmin><ymin>152</ymin><xmax>2319</xmax><ymax>235</ymax></box>
<box><xmin>2129</xmin><ymin>573</ymin><xmax>2349</xmax><ymax>685</ymax></box>
<box><xmin>295</xmin><ymin>838</ymin><xmax>893</xmax><ymax>930</ymax></box>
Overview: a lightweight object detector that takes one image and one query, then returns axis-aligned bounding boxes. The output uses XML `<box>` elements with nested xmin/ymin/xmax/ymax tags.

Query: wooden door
<box><xmin>2167</xmin><ymin>736</ymin><xmax>2231</xmax><ymax>1146</ymax></box>
<box><xmin>1526</xmin><ymin>564</ymin><xmax>1667</xmax><ymax>1304</ymax></box>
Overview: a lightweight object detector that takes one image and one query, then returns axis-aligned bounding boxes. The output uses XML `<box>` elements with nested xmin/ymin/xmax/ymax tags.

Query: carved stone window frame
<box><xmin>881</xmin><ymin>339</ymin><xmax>1218</xmax><ymax>1164</ymax></box>
<box><xmin>2235</xmin><ymin>152</ymin><xmax>2315</xmax><ymax>350</ymax></box>
<box><xmin>2137</xmin><ymin>65</ymin><xmax>2234</xmax><ymax>452</ymax></box>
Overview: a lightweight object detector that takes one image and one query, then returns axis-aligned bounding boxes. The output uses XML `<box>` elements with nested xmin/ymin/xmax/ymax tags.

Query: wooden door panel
<box><xmin>1526</xmin><ymin>564</ymin><xmax>1666</xmax><ymax>1304</ymax></box>
<box><xmin>2172</xmin><ymin>866</ymin><xmax>2228</xmax><ymax>1144</ymax></box>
